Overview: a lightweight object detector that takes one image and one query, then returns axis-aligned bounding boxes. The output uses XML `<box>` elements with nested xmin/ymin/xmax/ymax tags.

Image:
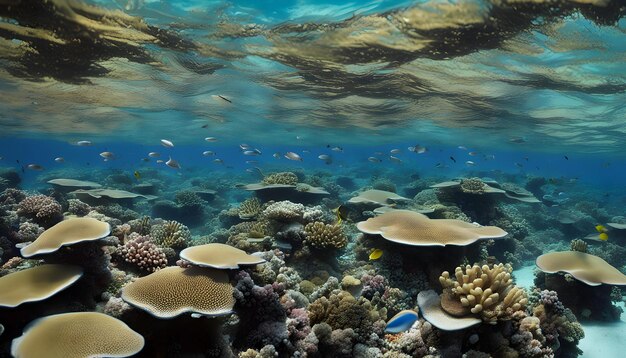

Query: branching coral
<box><xmin>570</xmin><ymin>239</ymin><xmax>587</xmax><ymax>253</ymax></box>
<box><xmin>439</xmin><ymin>263</ymin><xmax>527</xmax><ymax>323</ymax></box>
<box><xmin>115</xmin><ymin>234</ymin><xmax>167</xmax><ymax>273</ymax></box>
<box><xmin>262</xmin><ymin>201</ymin><xmax>304</xmax><ymax>222</ymax></box>
<box><xmin>262</xmin><ymin>172</ymin><xmax>298</xmax><ymax>186</ymax></box>
<box><xmin>16</xmin><ymin>194</ymin><xmax>63</xmax><ymax>228</ymax></box>
<box><xmin>150</xmin><ymin>220</ymin><xmax>190</xmax><ymax>249</ymax></box>
<box><xmin>304</xmin><ymin>222</ymin><xmax>347</xmax><ymax>249</ymax></box>
<box><xmin>67</xmin><ymin>199</ymin><xmax>91</xmax><ymax>216</ymax></box>
<box><xmin>460</xmin><ymin>178</ymin><xmax>486</xmax><ymax>194</ymax></box>
<box><xmin>238</xmin><ymin>197</ymin><xmax>262</xmax><ymax>220</ymax></box>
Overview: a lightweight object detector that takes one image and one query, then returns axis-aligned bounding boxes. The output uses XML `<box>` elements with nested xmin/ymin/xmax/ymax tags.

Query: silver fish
<box><xmin>465</xmin><ymin>160</ymin><xmax>475</xmax><ymax>166</ymax></box>
<box><xmin>390</xmin><ymin>149</ymin><xmax>401</xmax><ymax>154</ymax></box>
<box><xmin>284</xmin><ymin>152</ymin><xmax>302</xmax><ymax>161</ymax></box>
<box><xmin>27</xmin><ymin>164</ymin><xmax>44</xmax><ymax>171</ymax></box>
<box><xmin>166</xmin><ymin>157</ymin><xmax>181</xmax><ymax>169</ymax></box>
<box><xmin>458</xmin><ymin>146</ymin><xmax>467</xmax><ymax>150</ymax></box>
<box><xmin>409</xmin><ymin>145</ymin><xmax>427</xmax><ymax>154</ymax></box>
<box><xmin>243</xmin><ymin>149</ymin><xmax>261</xmax><ymax>156</ymax></box>
<box><xmin>239</xmin><ymin>144</ymin><xmax>251</xmax><ymax>150</ymax></box>
<box><xmin>76</xmin><ymin>140</ymin><xmax>92</xmax><ymax>146</ymax></box>
<box><xmin>330</xmin><ymin>146</ymin><xmax>343</xmax><ymax>152</ymax></box>
<box><xmin>148</xmin><ymin>152</ymin><xmax>160</xmax><ymax>158</ymax></box>
<box><xmin>318</xmin><ymin>154</ymin><xmax>332</xmax><ymax>164</ymax></box>
<box><xmin>273</xmin><ymin>152</ymin><xmax>281</xmax><ymax>159</ymax></box>
<box><xmin>54</xmin><ymin>157</ymin><xmax>64</xmax><ymax>163</ymax></box>
<box><xmin>389</xmin><ymin>156</ymin><xmax>402</xmax><ymax>163</ymax></box>
<box><xmin>509</xmin><ymin>137</ymin><xmax>526</xmax><ymax>144</ymax></box>
<box><xmin>99</xmin><ymin>151</ymin><xmax>114</xmax><ymax>159</ymax></box>
<box><xmin>368</xmin><ymin>157</ymin><xmax>381</xmax><ymax>163</ymax></box>
<box><xmin>160</xmin><ymin>139</ymin><xmax>174</xmax><ymax>148</ymax></box>
<box><xmin>468</xmin><ymin>151</ymin><xmax>478</xmax><ymax>156</ymax></box>
<box><xmin>213</xmin><ymin>158</ymin><xmax>224</xmax><ymax>164</ymax></box>
<box><xmin>205</xmin><ymin>137</ymin><xmax>218</xmax><ymax>142</ymax></box>
<box><xmin>156</xmin><ymin>160</ymin><xmax>164</xmax><ymax>164</ymax></box>
<box><xmin>246</xmin><ymin>160</ymin><xmax>258</xmax><ymax>164</ymax></box>
<box><xmin>202</xmin><ymin>151</ymin><xmax>215</xmax><ymax>156</ymax></box>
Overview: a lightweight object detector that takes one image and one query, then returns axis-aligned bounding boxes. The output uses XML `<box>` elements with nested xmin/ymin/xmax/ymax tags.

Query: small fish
<box><xmin>318</xmin><ymin>154</ymin><xmax>332</xmax><ymax>164</ymax></box>
<box><xmin>76</xmin><ymin>140</ymin><xmax>92</xmax><ymax>146</ymax></box>
<box><xmin>213</xmin><ymin>158</ymin><xmax>224</xmax><ymax>164</ymax></box>
<box><xmin>134</xmin><ymin>171</ymin><xmax>141</xmax><ymax>180</ymax></box>
<box><xmin>368</xmin><ymin>157</ymin><xmax>382</xmax><ymax>163</ymax></box>
<box><xmin>245</xmin><ymin>160</ymin><xmax>258</xmax><ymax>164</ymax></box>
<box><xmin>595</xmin><ymin>225</ymin><xmax>608</xmax><ymax>233</ymax></box>
<box><xmin>374</xmin><ymin>151</ymin><xmax>384</xmax><ymax>156</ymax></box>
<box><xmin>205</xmin><ymin>137</ymin><xmax>218</xmax><ymax>142</ymax></box>
<box><xmin>202</xmin><ymin>151</ymin><xmax>215</xmax><ymax>156</ymax></box>
<box><xmin>243</xmin><ymin>150</ymin><xmax>261</xmax><ymax>156</ymax></box>
<box><xmin>389</xmin><ymin>156</ymin><xmax>402</xmax><ymax>163</ymax></box>
<box><xmin>564</xmin><ymin>155</ymin><xmax>569</xmax><ymax>160</ymax></box>
<box><xmin>201</xmin><ymin>124</ymin><xmax>209</xmax><ymax>128</ymax></box>
<box><xmin>148</xmin><ymin>152</ymin><xmax>160</xmax><ymax>158</ymax></box>
<box><xmin>284</xmin><ymin>152</ymin><xmax>303</xmax><ymax>161</ymax></box>
<box><xmin>54</xmin><ymin>157</ymin><xmax>64</xmax><ymax>163</ymax></box>
<box><xmin>369</xmin><ymin>249</ymin><xmax>383</xmax><ymax>261</ymax></box>
<box><xmin>483</xmin><ymin>154</ymin><xmax>495</xmax><ymax>160</ymax></box>
<box><xmin>334</xmin><ymin>205</ymin><xmax>348</xmax><ymax>225</ymax></box>
<box><xmin>161</xmin><ymin>139</ymin><xmax>174</xmax><ymax>148</ymax></box>
<box><xmin>99</xmin><ymin>151</ymin><xmax>115</xmax><ymax>159</ymax></box>
<box><xmin>468</xmin><ymin>151</ymin><xmax>478</xmax><ymax>156</ymax></box>
<box><xmin>515</xmin><ymin>162</ymin><xmax>523</xmax><ymax>168</ymax></box>
<box><xmin>212</xmin><ymin>95</ymin><xmax>232</xmax><ymax>103</ymax></box>
<box><xmin>408</xmin><ymin>145</ymin><xmax>427</xmax><ymax>154</ymax></box>
<box><xmin>465</xmin><ymin>160</ymin><xmax>475</xmax><ymax>166</ymax></box>
<box><xmin>449</xmin><ymin>156</ymin><xmax>456</xmax><ymax>163</ymax></box>
<box><xmin>599</xmin><ymin>232</ymin><xmax>609</xmax><ymax>241</ymax></box>
<box><xmin>141</xmin><ymin>158</ymin><xmax>150</xmax><ymax>162</ymax></box>
<box><xmin>156</xmin><ymin>160</ymin><xmax>164</xmax><ymax>164</ymax></box>
<box><xmin>327</xmin><ymin>145</ymin><xmax>343</xmax><ymax>152</ymax></box>
<box><xmin>273</xmin><ymin>152</ymin><xmax>281</xmax><ymax>159</ymax></box>
<box><xmin>509</xmin><ymin>137</ymin><xmax>526</xmax><ymax>144</ymax></box>
<box><xmin>385</xmin><ymin>310</ymin><xmax>419</xmax><ymax>333</ymax></box>
<box><xmin>165</xmin><ymin>157</ymin><xmax>180</xmax><ymax>169</ymax></box>
<box><xmin>27</xmin><ymin>164</ymin><xmax>44</xmax><ymax>171</ymax></box>
<box><xmin>458</xmin><ymin>146</ymin><xmax>468</xmax><ymax>150</ymax></box>
<box><xmin>302</xmin><ymin>150</ymin><xmax>310</xmax><ymax>154</ymax></box>
<box><xmin>246</xmin><ymin>167</ymin><xmax>263</xmax><ymax>175</ymax></box>
<box><xmin>240</xmin><ymin>144</ymin><xmax>251</xmax><ymax>150</ymax></box>
<box><xmin>435</xmin><ymin>162</ymin><xmax>447</xmax><ymax>168</ymax></box>
<box><xmin>390</xmin><ymin>149</ymin><xmax>401</xmax><ymax>154</ymax></box>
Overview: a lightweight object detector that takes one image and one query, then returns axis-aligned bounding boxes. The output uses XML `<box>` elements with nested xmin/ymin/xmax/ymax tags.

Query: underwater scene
<box><xmin>1</xmin><ymin>0</ymin><xmax>626</xmax><ymax>357</ymax></box>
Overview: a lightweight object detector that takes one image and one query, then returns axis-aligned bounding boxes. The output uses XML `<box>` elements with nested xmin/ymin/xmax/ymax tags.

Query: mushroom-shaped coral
<box><xmin>348</xmin><ymin>189</ymin><xmax>409</xmax><ymax>206</ymax></box>
<box><xmin>304</xmin><ymin>222</ymin><xmax>347</xmax><ymax>249</ymax></box>
<box><xmin>20</xmin><ymin>217</ymin><xmax>111</xmax><ymax>258</ymax></box>
<box><xmin>417</xmin><ymin>290</ymin><xmax>481</xmax><ymax>331</ymax></box>
<box><xmin>0</xmin><ymin>264</ymin><xmax>83</xmax><ymax>307</ymax></box>
<box><xmin>439</xmin><ymin>263</ymin><xmax>527</xmax><ymax>323</ymax></box>
<box><xmin>536</xmin><ymin>251</ymin><xmax>626</xmax><ymax>286</ymax></box>
<box><xmin>356</xmin><ymin>210</ymin><xmax>507</xmax><ymax>246</ymax></box>
<box><xmin>121</xmin><ymin>266</ymin><xmax>235</xmax><ymax>318</ymax></box>
<box><xmin>47</xmin><ymin>178</ymin><xmax>102</xmax><ymax>189</ymax></box>
<box><xmin>11</xmin><ymin>312</ymin><xmax>144</xmax><ymax>358</ymax></box>
<box><xmin>179</xmin><ymin>243</ymin><xmax>266</xmax><ymax>269</ymax></box>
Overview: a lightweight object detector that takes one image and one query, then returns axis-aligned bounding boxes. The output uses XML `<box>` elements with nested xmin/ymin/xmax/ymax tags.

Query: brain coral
<box><xmin>16</xmin><ymin>194</ymin><xmax>63</xmax><ymax>228</ymax></box>
<box><xmin>262</xmin><ymin>172</ymin><xmax>299</xmax><ymax>186</ymax></box>
<box><xmin>439</xmin><ymin>263</ymin><xmax>527</xmax><ymax>323</ymax></box>
<box><xmin>304</xmin><ymin>222</ymin><xmax>347</xmax><ymax>249</ymax></box>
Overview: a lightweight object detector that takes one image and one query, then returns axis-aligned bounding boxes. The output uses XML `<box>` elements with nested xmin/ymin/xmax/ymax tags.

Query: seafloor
<box><xmin>1</xmin><ymin>164</ymin><xmax>625</xmax><ymax>358</ymax></box>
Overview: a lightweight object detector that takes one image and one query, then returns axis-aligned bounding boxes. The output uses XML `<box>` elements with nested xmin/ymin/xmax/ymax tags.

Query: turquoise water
<box><xmin>1</xmin><ymin>0</ymin><xmax>626</xmax><ymax>357</ymax></box>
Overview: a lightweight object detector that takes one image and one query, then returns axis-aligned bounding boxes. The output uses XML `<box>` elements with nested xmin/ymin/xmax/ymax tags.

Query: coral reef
<box><xmin>304</xmin><ymin>222</ymin><xmax>347</xmax><ymax>250</ymax></box>
<box><xmin>262</xmin><ymin>172</ymin><xmax>298</xmax><ymax>186</ymax></box>
<box><xmin>16</xmin><ymin>194</ymin><xmax>63</xmax><ymax>228</ymax></box>
<box><xmin>114</xmin><ymin>234</ymin><xmax>167</xmax><ymax>273</ymax></box>
<box><xmin>150</xmin><ymin>220</ymin><xmax>190</xmax><ymax>249</ymax></box>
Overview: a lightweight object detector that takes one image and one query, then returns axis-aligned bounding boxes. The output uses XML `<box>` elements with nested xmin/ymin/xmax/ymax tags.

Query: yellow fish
<box><xmin>369</xmin><ymin>249</ymin><xmax>383</xmax><ymax>260</ymax></box>
<box><xmin>595</xmin><ymin>224</ymin><xmax>608</xmax><ymax>233</ymax></box>
<box><xmin>599</xmin><ymin>232</ymin><xmax>609</xmax><ymax>241</ymax></box>
<box><xmin>334</xmin><ymin>205</ymin><xmax>348</xmax><ymax>225</ymax></box>
<box><xmin>133</xmin><ymin>171</ymin><xmax>141</xmax><ymax>180</ymax></box>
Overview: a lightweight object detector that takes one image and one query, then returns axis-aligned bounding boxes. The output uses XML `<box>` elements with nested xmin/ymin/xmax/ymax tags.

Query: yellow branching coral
<box><xmin>439</xmin><ymin>263</ymin><xmax>527</xmax><ymax>323</ymax></box>
<box><xmin>261</xmin><ymin>172</ymin><xmax>298</xmax><ymax>186</ymax></box>
<box><xmin>238</xmin><ymin>197</ymin><xmax>262</xmax><ymax>219</ymax></box>
<box><xmin>304</xmin><ymin>222</ymin><xmax>347</xmax><ymax>249</ymax></box>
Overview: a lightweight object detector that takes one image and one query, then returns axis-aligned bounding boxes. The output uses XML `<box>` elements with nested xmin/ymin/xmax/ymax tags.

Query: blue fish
<box><xmin>384</xmin><ymin>309</ymin><xmax>419</xmax><ymax>333</ymax></box>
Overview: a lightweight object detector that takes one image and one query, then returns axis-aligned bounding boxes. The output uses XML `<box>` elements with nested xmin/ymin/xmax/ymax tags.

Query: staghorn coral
<box><xmin>304</xmin><ymin>222</ymin><xmax>347</xmax><ymax>249</ymax></box>
<box><xmin>114</xmin><ymin>234</ymin><xmax>167</xmax><ymax>273</ymax></box>
<box><xmin>262</xmin><ymin>172</ymin><xmax>298</xmax><ymax>186</ymax></box>
<box><xmin>239</xmin><ymin>197</ymin><xmax>262</xmax><ymax>219</ymax></box>
<box><xmin>439</xmin><ymin>263</ymin><xmax>527</xmax><ymax>323</ymax></box>
<box><xmin>16</xmin><ymin>194</ymin><xmax>63</xmax><ymax>228</ymax></box>
<box><xmin>150</xmin><ymin>220</ymin><xmax>190</xmax><ymax>249</ymax></box>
